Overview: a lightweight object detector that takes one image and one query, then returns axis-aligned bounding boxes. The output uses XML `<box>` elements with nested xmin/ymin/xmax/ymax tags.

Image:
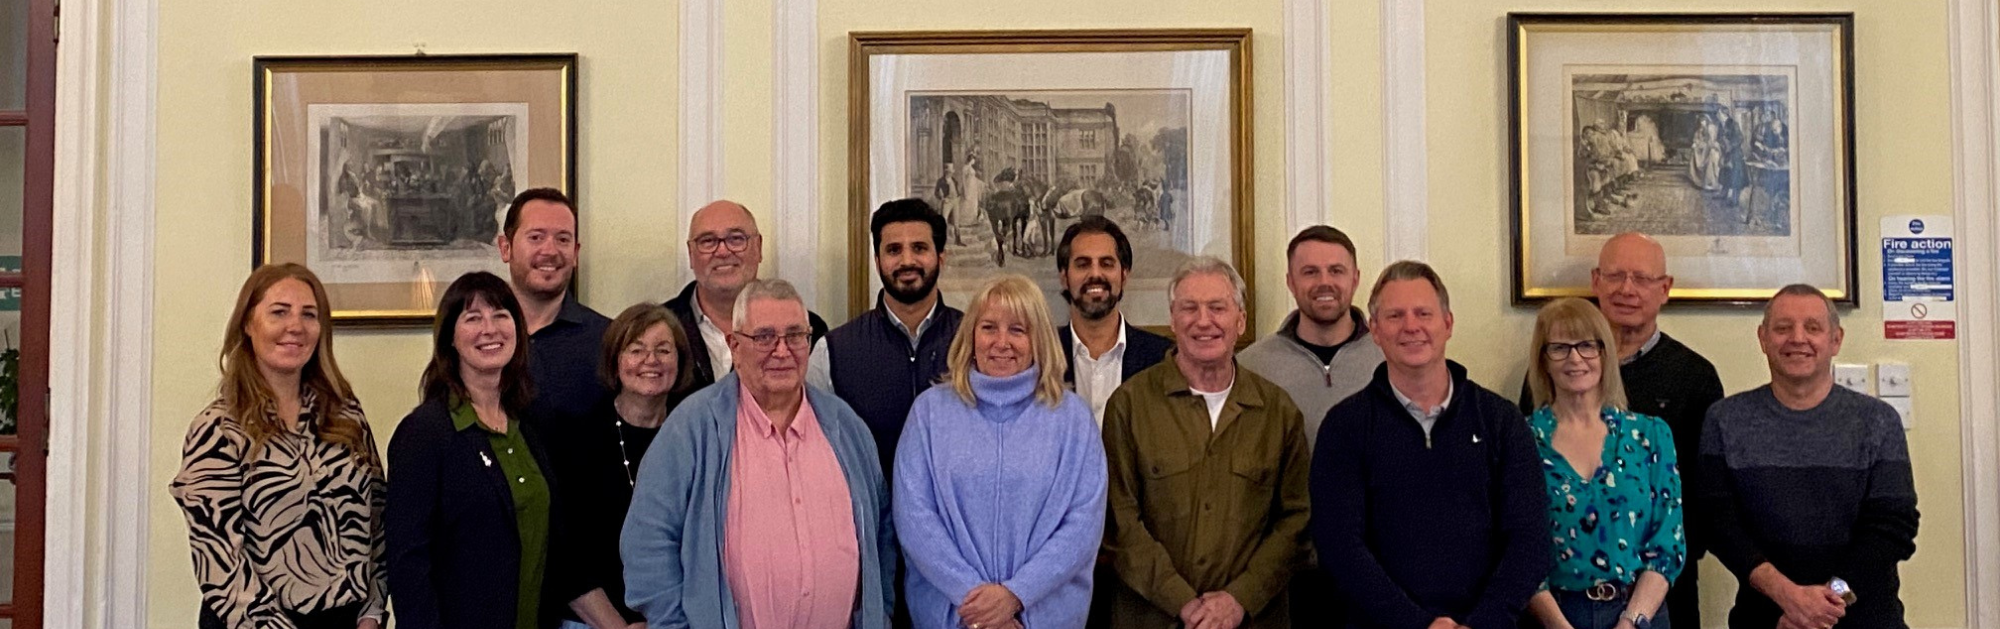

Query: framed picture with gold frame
<box><xmin>848</xmin><ymin>30</ymin><xmax>1255</xmax><ymax>336</ymax></box>
<box><xmin>1508</xmin><ymin>14</ymin><xmax>1857</xmax><ymax>305</ymax></box>
<box><xmin>253</xmin><ymin>54</ymin><xmax>577</xmax><ymax>325</ymax></box>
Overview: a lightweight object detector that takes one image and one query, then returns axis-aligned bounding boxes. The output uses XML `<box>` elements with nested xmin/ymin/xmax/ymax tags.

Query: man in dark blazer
<box><xmin>1054</xmin><ymin>216</ymin><xmax>1171</xmax><ymax>426</ymax></box>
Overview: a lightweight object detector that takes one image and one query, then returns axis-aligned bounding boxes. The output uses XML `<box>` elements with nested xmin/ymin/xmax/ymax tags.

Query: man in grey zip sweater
<box><xmin>1238</xmin><ymin>225</ymin><xmax>1385</xmax><ymax>629</ymax></box>
<box><xmin>1241</xmin><ymin>225</ymin><xmax>1386</xmax><ymax>451</ymax></box>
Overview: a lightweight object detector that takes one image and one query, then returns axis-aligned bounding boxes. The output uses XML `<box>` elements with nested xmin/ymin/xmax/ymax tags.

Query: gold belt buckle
<box><xmin>1586</xmin><ymin>582</ymin><xmax>1618</xmax><ymax>601</ymax></box>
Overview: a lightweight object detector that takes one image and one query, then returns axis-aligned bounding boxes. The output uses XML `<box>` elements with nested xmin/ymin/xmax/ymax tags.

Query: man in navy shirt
<box><xmin>498</xmin><ymin>188</ymin><xmax>611</xmax><ymax>428</ymax></box>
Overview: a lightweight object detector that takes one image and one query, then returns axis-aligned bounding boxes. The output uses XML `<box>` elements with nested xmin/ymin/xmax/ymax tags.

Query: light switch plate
<box><xmin>1885</xmin><ymin>396</ymin><xmax>1914</xmax><ymax>431</ymax></box>
<box><xmin>1877</xmin><ymin>362</ymin><xmax>1912</xmax><ymax>397</ymax></box>
<box><xmin>1834</xmin><ymin>363</ymin><xmax>1872</xmax><ymax>394</ymax></box>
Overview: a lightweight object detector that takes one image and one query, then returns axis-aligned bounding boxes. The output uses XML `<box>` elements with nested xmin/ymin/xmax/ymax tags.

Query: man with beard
<box><xmin>1055</xmin><ymin>216</ymin><xmax>1172</xmax><ymax>424</ymax></box>
<box><xmin>666</xmin><ymin>200</ymin><xmax>831</xmax><ymax>390</ymax></box>
<box><xmin>808</xmin><ymin>198</ymin><xmax>962</xmax><ymax>477</ymax></box>
<box><xmin>1238</xmin><ymin>225</ymin><xmax>1385</xmax><ymax>628</ymax></box>
<box><xmin>498</xmin><ymin>187</ymin><xmax>612</xmax><ymax>429</ymax></box>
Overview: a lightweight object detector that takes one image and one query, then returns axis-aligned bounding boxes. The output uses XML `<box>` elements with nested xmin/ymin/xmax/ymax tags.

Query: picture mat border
<box><xmin>252</xmin><ymin>53</ymin><xmax>579</xmax><ymax>326</ymax></box>
<box><xmin>1506</xmin><ymin>13</ymin><xmax>1858</xmax><ymax>306</ymax></box>
<box><xmin>848</xmin><ymin>29</ymin><xmax>1254</xmax><ymax>339</ymax></box>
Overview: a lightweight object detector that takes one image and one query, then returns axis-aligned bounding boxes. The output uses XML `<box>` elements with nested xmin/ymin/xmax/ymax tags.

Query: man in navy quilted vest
<box><xmin>808</xmin><ymin>198</ymin><xmax>963</xmax><ymax>478</ymax></box>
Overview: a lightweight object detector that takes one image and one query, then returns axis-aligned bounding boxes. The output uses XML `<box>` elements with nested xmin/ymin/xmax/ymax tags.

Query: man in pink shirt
<box><xmin>622</xmin><ymin>279</ymin><xmax>896</xmax><ymax>629</ymax></box>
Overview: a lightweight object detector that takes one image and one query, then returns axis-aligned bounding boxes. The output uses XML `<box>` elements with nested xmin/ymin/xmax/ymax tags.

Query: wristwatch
<box><xmin>1623</xmin><ymin>612</ymin><xmax>1652</xmax><ymax>629</ymax></box>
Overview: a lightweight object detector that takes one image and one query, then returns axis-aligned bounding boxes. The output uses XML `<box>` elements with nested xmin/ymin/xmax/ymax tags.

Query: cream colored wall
<box><xmin>142</xmin><ymin>0</ymin><xmax>1967</xmax><ymax>626</ymax></box>
<box><xmin>1423</xmin><ymin>1</ymin><xmax>1963</xmax><ymax>626</ymax></box>
<box><xmin>148</xmin><ymin>2</ymin><xmax>680</xmax><ymax>626</ymax></box>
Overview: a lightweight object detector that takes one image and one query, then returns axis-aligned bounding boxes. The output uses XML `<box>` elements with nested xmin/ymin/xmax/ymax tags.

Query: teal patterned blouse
<box><xmin>1527</xmin><ymin>406</ymin><xmax>1686</xmax><ymax>590</ymax></box>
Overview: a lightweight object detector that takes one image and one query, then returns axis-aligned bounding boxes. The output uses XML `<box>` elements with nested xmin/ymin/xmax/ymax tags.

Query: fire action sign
<box><xmin>1881</xmin><ymin>215</ymin><xmax>1955</xmax><ymax>340</ymax></box>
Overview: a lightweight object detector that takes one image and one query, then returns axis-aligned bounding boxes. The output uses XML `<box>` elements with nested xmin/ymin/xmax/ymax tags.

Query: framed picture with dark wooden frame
<box><xmin>1508</xmin><ymin>14</ymin><xmax>1857</xmax><ymax>305</ymax></box>
<box><xmin>848</xmin><ymin>30</ymin><xmax>1255</xmax><ymax>337</ymax></box>
<box><xmin>254</xmin><ymin>54</ymin><xmax>578</xmax><ymax>325</ymax></box>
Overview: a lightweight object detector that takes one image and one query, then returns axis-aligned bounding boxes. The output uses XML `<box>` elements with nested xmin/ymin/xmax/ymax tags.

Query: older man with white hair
<box><xmin>622</xmin><ymin>279</ymin><xmax>897</xmax><ymax>629</ymax></box>
<box><xmin>1100</xmin><ymin>256</ymin><xmax>1311</xmax><ymax>629</ymax></box>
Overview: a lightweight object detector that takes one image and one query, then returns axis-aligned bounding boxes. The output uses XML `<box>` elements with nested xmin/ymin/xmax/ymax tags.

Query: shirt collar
<box><xmin>1069</xmin><ymin>313</ymin><xmax>1130</xmax><ymax>357</ymax></box>
<box><xmin>1622</xmin><ymin>328</ymin><xmax>1664</xmax><ymax>366</ymax></box>
<box><xmin>449</xmin><ymin>397</ymin><xmax>509</xmax><ymax>435</ymax></box>
<box><xmin>1390</xmin><ymin>378</ymin><xmax>1454</xmax><ymax>420</ymax></box>
<box><xmin>882</xmin><ymin>295</ymin><xmax>942</xmax><ymax>343</ymax></box>
<box><xmin>737</xmin><ymin>381</ymin><xmax>813</xmax><ymax>439</ymax></box>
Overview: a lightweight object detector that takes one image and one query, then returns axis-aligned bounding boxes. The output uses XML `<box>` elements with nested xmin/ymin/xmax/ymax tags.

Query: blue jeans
<box><xmin>1549</xmin><ymin>589</ymin><xmax>1673</xmax><ymax>629</ymax></box>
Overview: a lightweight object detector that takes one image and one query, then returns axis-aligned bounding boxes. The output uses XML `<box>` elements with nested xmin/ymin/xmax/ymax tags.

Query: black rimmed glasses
<box><xmin>690</xmin><ymin>232</ymin><xmax>757</xmax><ymax>254</ymax></box>
<box><xmin>1542</xmin><ymin>339</ymin><xmax>1605</xmax><ymax>361</ymax></box>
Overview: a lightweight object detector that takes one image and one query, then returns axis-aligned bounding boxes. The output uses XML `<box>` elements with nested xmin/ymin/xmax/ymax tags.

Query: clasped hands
<box><xmin>1175</xmin><ymin>591</ymin><xmax>1246</xmax><ymax>629</ymax></box>
<box><xmin>1774</xmin><ymin>583</ymin><xmax>1847</xmax><ymax>629</ymax></box>
<box><xmin>959</xmin><ymin>583</ymin><xmax>1024</xmax><ymax>629</ymax></box>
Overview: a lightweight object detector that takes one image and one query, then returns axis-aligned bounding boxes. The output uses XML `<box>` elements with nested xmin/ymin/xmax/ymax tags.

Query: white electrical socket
<box><xmin>1877</xmin><ymin>362</ymin><xmax>1912</xmax><ymax>398</ymax></box>
<box><xmin>1834</xmin><ymin>363</ymin><xmax>1872</xmax><ymax>394</ymax></box>
<box><xmin>1885</xmin><ymin>396</ymin><xmax>1914</xmax><ymax>431</ymax></box>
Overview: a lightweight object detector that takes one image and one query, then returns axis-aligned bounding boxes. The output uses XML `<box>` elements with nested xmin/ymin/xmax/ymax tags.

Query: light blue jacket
<box><xmin>620</xmin><ymin>373</ymin><xmax>897</xmax><ymax>629</ymax></box>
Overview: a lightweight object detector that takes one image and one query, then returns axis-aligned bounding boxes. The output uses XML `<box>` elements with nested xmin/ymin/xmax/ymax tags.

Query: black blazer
<box><xmin>386</xmin><ymin>396</ymin><xmax>581</xmax><ymax>629</ymax></box>
<box><xmin>1057</xmin><ymin>320</ymin><xmax>1173</xmax><ymax>385</ymax></box>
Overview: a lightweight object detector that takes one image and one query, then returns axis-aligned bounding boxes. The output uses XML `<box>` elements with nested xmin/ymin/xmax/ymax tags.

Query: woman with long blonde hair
<box><xmin>1523</xmin><ymin>298</ymin><xmax>1685</xmax><ymax>629</ymax></box>
<box><xmin>170</xmin><ymin>263</ymin><xmax>387</xmax><ymax>629</ymax></box>
<box><xmin>893</xmin><ymin>274</ymin><xmax>1107</xmax><ymax>629</ymax></box>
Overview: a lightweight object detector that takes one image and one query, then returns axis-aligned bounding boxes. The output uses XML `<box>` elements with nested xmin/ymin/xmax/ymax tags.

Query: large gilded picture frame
<box><xmin>849</xmin><ymin>30</ymin><xmax>1254</xmax><ymax>337</ymax></box>
<box><xmin>253</xmin><ymin>54</ymin><xmax>578</xmax><ymax>325</ymax></box>
<box><xmin>1509</xmin><ymin>14</ymin><xmax>1857</xmax><ymax>305</ymax></box>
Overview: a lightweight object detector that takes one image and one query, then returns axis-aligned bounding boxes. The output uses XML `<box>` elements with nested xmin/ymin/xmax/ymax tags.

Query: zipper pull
<box><xmin>1323</xmin><ymin>365</ymin><xmax>1333</xmax><ymax>387</ymax></box>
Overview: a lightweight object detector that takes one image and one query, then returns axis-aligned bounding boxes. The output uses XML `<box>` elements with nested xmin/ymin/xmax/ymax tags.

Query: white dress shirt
<box><xmin>1069</xmin><ymin>316</ymin><xmax>1130</xmax><ymax>426</ymax></box>
<box><xmin>693</xmin><ymin>295</ymin><xmax>733</xmax><ymax>375</ymax></box>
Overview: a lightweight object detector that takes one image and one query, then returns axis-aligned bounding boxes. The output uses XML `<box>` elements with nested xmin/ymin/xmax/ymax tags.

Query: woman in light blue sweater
<box><xmin>895</xmin><ymin>274</ymin><xmax>1108</xmax><ymax>629</ymax></box>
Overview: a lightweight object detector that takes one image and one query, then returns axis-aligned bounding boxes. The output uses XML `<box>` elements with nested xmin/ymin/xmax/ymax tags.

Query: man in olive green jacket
<box><xmin>1100</xmin><ymin>257</ymin><xmax>1312</xmax><ymax>629</ymax></box>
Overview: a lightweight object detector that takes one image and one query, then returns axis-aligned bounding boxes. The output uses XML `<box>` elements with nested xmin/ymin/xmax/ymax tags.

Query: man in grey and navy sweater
<box><xmin>1311</xmin><ymin>261</ymin><xmax>1549</xmax><ymax>629</ymax></box>
<box><xmin>1701</xmin><ymin>285</ymin><xmax>1918</xmax><ymax>629</ymax></box>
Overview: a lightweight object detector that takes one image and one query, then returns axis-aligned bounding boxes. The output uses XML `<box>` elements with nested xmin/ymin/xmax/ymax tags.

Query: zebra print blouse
<box><xmin>169</xmin><ymin>391</ymin><xmax>389</xmax><ymax>627</ymax></box>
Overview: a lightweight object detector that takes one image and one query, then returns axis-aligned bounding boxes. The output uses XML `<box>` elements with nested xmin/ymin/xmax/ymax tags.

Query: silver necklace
<box><xmin>615</xmin><ymin>418</ymin><xmax>638</xmax><ymax>487</ymax></box>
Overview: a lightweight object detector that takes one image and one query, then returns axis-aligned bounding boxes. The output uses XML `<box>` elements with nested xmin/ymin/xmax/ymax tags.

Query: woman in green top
<box><xmin>388</xmin><ymin>271</ymin><xmax>622</xmax><ymax>628</ymax></box>
<box><xmin>1523</xmin><ymin>298</ymin><xmax>1686</xmax><ymax>629</ymax></box>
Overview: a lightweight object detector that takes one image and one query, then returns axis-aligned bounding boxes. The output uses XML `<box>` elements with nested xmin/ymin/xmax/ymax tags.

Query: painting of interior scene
<box><xmin>1570</xmin><ymin>72</ymin><xmax>1795</xmax><ymax>238</ymax></box>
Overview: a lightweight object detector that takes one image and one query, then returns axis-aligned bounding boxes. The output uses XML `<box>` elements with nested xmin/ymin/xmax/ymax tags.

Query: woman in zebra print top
<box><xmin>169</xmin><ymin>263</ymin><xmax>388</xmax><ymax>629</ymax></box>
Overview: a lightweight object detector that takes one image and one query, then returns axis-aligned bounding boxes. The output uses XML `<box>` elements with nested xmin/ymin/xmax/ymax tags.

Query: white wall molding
<box><xmin>1284</xmin><ymin>0</ymin><xmax>1331</xmax><ymax>236</ymax></box>
<box><xmin>48</xmin><ymin>0</ymin><xmax>156</xmax><ymax>626</ymax></box>
<box><xmin>773</xmin><ymin>0</ymin><xmax>821</xmax><ymax>308</ymax></box>
<box><xmin>1948</xmin><ymin>0</ymin><xmax>2000</xmax><ymax>627</ymax></box>
<box><xmin>1382</xmin><ymin>0</ymin><xmax>1428</xmax><ymax>262</ymax></box>
<box><xmin>679</xmin><ymin>0</ymin><xmax>726</xmax><ymax>280</ymax></box>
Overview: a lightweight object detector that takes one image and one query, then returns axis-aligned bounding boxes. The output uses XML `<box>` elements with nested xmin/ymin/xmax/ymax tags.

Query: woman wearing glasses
<box><xmin>545</xmin><ymin>304</ymin><xmax>697</xmax><ymax>628</ymax></box>
<box><xmin>1522</xmin><ymin>298</ymin><xmax>1685</xmax><ymax>629</ymax></box>
<box><xmin>894</xmin><ymin>274</ymin><xmax>1107</xmax><ymax>629</ymax></box>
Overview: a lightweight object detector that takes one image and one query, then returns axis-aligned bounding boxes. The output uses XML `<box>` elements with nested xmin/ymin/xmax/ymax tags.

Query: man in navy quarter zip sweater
<box><xmin>1311</xmin><ymin>261</ymin><xmax>1549</xmax><ymax>629</ymax></box>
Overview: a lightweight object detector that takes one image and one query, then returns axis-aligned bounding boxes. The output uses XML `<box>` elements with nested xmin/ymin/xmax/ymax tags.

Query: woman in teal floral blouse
<box><xmin>1523</xmin><ymin>298</ymin><xmax>1686</xmax><ymax>629</ymax></box>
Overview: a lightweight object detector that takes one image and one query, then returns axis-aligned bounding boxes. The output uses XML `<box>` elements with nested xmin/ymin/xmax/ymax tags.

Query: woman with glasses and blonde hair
<box><xmin>1523</xmin><ymin>298</ymin><xmax>1686</xmax><ymax>629</ymax></box>
<box><xmin>170</xmin><ymin>263</ymin><xmax>388</xmax><ymax>628</ymax></box>
<box><xmin>894</xmin><ymin>274</ymin><xmax>1107</xmax><ymax>629</ymax></box>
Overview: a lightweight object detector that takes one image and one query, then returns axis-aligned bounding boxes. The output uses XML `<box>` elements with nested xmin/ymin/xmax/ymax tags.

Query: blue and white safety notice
<box><xmin>1881</xmin><ymin>215</ymin><xmax>1955</xmax><ymax>340</ymax></box>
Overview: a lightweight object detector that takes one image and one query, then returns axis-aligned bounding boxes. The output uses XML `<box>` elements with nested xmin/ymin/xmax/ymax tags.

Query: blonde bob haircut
<box><xmin>1526</xmin><ymin>297</ymin><xmax>1629</xmax><ymax>411</ymax></box>
<box><xmin>946</xmin><ymin>274</ymin><xmax>1068</xmax><ymax>407</ymax></box>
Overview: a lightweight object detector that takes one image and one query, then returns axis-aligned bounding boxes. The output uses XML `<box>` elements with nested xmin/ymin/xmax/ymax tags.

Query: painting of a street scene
<box><xmin>307</xmin><ymin>104</ymin><xmax>525</xmax><ymax>284</ymax></box>
<box><xmin>1569</xmin><ymin>71</ymin><xmax>1796</xmax><ymax>239</ymax></box>
<box><xmin>907</xmin><ymin>90</ymin><xmax>1193</xmax><ymax>292</ymax></box>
